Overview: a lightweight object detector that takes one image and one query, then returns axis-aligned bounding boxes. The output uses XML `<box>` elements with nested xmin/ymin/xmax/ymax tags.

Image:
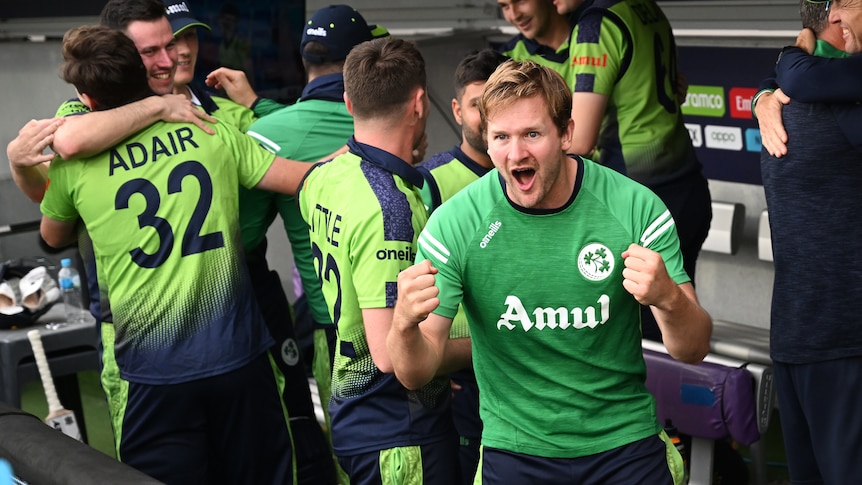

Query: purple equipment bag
<box><xmin>643</xmin><ymin>348</ymin><xmax>760</xmax><ymax>446</ymax></box>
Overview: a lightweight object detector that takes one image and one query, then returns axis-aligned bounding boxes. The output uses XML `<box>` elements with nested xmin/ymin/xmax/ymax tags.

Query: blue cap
<box><xmin>300</xmin><ymin>5</ymin><xmax>388</xmax><ymax>63</ymax></box>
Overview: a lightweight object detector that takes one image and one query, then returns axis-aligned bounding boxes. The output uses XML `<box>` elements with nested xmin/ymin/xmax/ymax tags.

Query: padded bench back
<box><xmin>643</xmin><ymin>349</ymin><xmax>760</xmax><ymax>445</ymax></box>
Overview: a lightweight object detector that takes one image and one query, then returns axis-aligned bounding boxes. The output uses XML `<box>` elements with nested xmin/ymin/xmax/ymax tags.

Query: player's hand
<box><xmin>755</xmin><ymin>89</ymin><xmax>789</xmax><ymax>158</ymax></box>
<box><xmin>621</xmin><ymin>244</ymin><xmax>676</xmax><ymax>307</ymax></box>
<box><xmin>412</xmin><ymin>132</ymin><xmax>428</xmax><ymax>165</ymax></box>
<box><xmin>205</xmin><ymin>67</ymin><xmax>258</xmax><ymax>108</ymax></box>
<box><xmin>7</xmin><ymin>118</ymin><xmax>64</xmax><ymax>167</ymax></box>
<box><xmin>156</xmin><ymin>94</ymin><xmax>216</xmax><ymax>135</ymax></box>
<box><xmin>394</xmin><ymin>260</ymin><xmax>440</xmax><ymax>328</ymax></box>
<box><xmin>796</xmin><ymin>28</ymin><xmax>816</xmax><ymax>55</ymax></box>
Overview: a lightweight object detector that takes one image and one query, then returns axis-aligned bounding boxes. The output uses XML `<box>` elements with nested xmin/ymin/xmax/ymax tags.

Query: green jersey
<box><xmin>500</xmin><ymin>34</ymin><xmax>575</xmax><ymax>89</ymax></box>
<box><xmin>298</xmin><ymin>138</ymin><xmax>453</xmax><ymax>455</ymax></box>
<box><xmin>418</xmin><ymin>145</ymin><xmax>490</xmax><ymax>215</ymax></box>
<box><xmin>571</xmin><ymin>0</ymin><xmax>700</xmax><ymax>186</ymax></box>
<box><xmin>240</xmin><ymin>74</ymin><xmax>354</xmax><ymax>325</ymax></box>
<box><xmin>41</xmin><ymin>119</ymin><xmax>276</xmax><ymax>385</ymax></box>
<box><xmin>417</xmin><ymin>156</ymin><xmax>688</xmax><ymax>458</ymax></box>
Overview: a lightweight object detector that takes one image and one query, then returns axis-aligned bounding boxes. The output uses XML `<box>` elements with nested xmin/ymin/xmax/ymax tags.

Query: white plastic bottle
<box><xmin>57</xmin><ymin>258</ymin><xmax>87</xmax><ymax>325</ymax></box>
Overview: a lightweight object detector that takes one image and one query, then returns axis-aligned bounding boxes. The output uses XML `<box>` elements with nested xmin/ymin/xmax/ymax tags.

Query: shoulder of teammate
<box><xmin>211</xmin><ymin>95</ymin><xmax>257</xmax><ymax>132</ymax></box>
<box><xmin>55</xmin><ymin>98</ymin><xmax>90</xmax><ymax>118</ymax></box>
<box><xmin>498</xmin><ymin>34</ymin><xmax>526</xmax><ymax>57</ymax></box>
<box><xmin>297</xmin><ymin>153</ymin><xmax>348</xmax><ymax>210</ymax></box>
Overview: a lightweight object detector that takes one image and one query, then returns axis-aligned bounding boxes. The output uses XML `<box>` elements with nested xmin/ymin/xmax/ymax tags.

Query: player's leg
<box><xmin>116</xmin><ymin>380</ymin><xmax>209</xmax><ymax>484</ymax></box>
<box><xmin>246</xmin><ymin>245</ymin><xmax>338</xmax><ymax>484</ymax></box>
<box><xmin>98</xmin><ymin>321</ymin><xmax>128</xmax><ymax>455</ymax></box>
<box><xmin>205</xmin><ymin>352</ymin><xmax>294</xmax><ymax>485</ymax></box>
<box><xmin>338</xmin><ymin>434</ymin><xmax>459</xmax><ymax>485</ymax></box>
<box><xmin>775</xmin><ymin>358</ymin><xmax>862</xmax><ymax>484</ymax></box>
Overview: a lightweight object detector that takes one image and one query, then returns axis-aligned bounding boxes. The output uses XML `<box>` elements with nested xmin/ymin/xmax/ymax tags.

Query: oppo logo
<box><xmin>711</xmin><ymin>132</ymin><xmax>736</xmax><ymax>142</ymax></box>
<box><xmin>704</xmin><ymin>125</ymin><xmax>743</xmax><ymax>151</ymax></box>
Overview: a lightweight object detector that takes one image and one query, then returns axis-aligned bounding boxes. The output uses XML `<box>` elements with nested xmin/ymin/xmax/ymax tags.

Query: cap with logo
<box><xmin>300</xmin><ymin>4</ymin><xmax>389</xmax><ymax>64</ymax></box>
<box><xmin>165</xmin><ymin>0</ymin><xmax>212</xmax><ymax>36</ymax></box>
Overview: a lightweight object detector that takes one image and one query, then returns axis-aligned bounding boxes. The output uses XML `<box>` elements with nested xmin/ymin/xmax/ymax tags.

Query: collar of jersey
<box><xmin>301</xmin><ymin>73</ymin><xmax>346</xmax><ymax>102</ymax></box>
<box><xmin>188</xmin><ymin>82</ymin><xmax>219</xmax><ymax>115</ymax></box>
<box><xmin>520</xmin><ymin>35</ymin><xmax>570</xmax><ymax>63</ymax></box>
<box><xmin>450</xmin><ymin>145</ymin><xmax>492</xmax><ymax>178</ymax></box>
<box><xmin>347</xmin><ymin>137</ymin><xmax>425</xmax><ymax>188</ymax></box>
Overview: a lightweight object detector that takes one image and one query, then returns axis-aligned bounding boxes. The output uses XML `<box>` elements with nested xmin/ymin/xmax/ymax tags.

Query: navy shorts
<box><xmin>118</xmin><ymin>353</ymin><xmax>293</xmax><ymax>485</ymax></box>
<box><xmin>773</xmin><ymin>357</ymin><xmax>862</xmax><ymax>484</ymax></box>
<box><xmin>478</xmin><ymin>434</ymin><xmax>678</xmax><ymax>485</ymax></box>
<box><xmin>337</xmin><ymin>432</ymin><xmax>460</xmax><ymax>485</ymax></box>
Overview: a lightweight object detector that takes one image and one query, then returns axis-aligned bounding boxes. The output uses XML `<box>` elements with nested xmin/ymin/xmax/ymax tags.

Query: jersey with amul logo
<box><xmin>417</xmin><ymin>156</ymin><xmax>688</xmax><ymax>459</ymax></box>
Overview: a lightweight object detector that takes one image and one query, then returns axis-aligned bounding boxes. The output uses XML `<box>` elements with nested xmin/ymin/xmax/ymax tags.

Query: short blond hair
<box><xmin>478</xmin><ymin>60</ymin><xmax>572</xmax><ymax>137</ymax></box>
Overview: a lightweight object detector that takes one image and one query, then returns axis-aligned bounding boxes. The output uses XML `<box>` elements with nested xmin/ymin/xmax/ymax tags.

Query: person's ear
<box><xmin>412</xmin><ymin>87</ymin><xmax>427</xmax><ymax>123</ymax></box>
<box><xmin>78</xmin><ymin>92</ymin><xmax>96</xmax><ymax>111</ymax></box>
<box><xmin>452</xmin><ymin>97</ymin><xmax>463</xmax><ymax>126</ymax></box>
<box><xmin>561</xmin><ymin>117</ymin><xmax>574</xmax><ymax>152</ymax></box>
<box><xmin>344</xmin><ymin>91</ymin><xmax>355</xmax><ymax>116</ymax></box>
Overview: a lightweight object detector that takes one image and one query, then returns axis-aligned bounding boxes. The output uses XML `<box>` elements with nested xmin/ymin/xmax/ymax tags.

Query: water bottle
<box><xmin>57</xmin><ymin>258</ymin><xmax>87</xmax><ymax>326</ymax></box>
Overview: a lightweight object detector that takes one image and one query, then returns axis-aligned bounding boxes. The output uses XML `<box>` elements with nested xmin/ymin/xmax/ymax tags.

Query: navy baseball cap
<box><xmin>300</xmin><ymin>5</ymin><xmax>388</xmax><ymax>63</ymax></box>
<box><xmin>165</xmin><ymin>0</ymin><xmax>211</xmax><ymax>35</ymax></box>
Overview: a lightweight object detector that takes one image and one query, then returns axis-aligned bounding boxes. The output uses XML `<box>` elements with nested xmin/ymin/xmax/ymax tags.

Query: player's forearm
<box><xmin>387</xmin><ymin>320</ymin><xmax>444</xmax><ymax>390</ymax></box>
<box><xmin>52</xmin><ymin>97</ymin><xmax>165</xmax><ymax>159</ymax></box>
<box><xmin>10</xmin><ymin>162</ymin><xmax>49</xmax><ymax>203</ymax></box>
<box><xmin>436</xmin><ymin>337</ymin><xmax>471</xmax><ymax>376</ymax></box>
<box><xmin>255</xmin><ymin>157</ymin><xmax>313</xmax><ymax>196</ymax></box>
<box><xmin>653</xmin><ymin>285</ymin><xmax>712</xmax><ymax>364</ymax></box>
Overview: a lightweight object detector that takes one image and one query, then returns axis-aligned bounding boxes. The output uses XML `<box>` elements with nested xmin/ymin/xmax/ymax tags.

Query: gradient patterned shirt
<box><xmin>299</xmin><ymin>137</ymin><xmax>453</xmax><ymax>455</ymax></box>
<box><xmin>41</xmin><ymin>120</ymin><xmax>275</xmax><ymax>384</ymax></box>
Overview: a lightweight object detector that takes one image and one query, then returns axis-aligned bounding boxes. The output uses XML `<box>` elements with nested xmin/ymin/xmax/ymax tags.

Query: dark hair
<box><xmin>453</xmin><ymin>49</ymin><xmax>508</xmax><ymax>100</ymax></box>
<box><xmin>61</xmin><ymin>25</ymin><xmax>150</xmax><ymax>111</ymax></box>
<box><xmin>301</xmin><ymin>41</ymin><xmax>345</xmax><ymax>76</ymax></box>
<box><xmin>343</xmin><ymin>37</ymin><xmax>426</xmax><ymax>120</ymax></box>
<box><xmin>799</xmin><ymin>0</ymin><xmax>830</xmax><ymax>33</ymax></box>
<box><xmin>100</xmin><ymin>0</ymin><xmax>167</xmax><ymax>31</ymax></box>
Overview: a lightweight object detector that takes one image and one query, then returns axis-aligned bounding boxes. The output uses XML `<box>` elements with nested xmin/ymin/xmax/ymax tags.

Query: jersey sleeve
<box><xmin>40</xmin><ymin>159</ymin><xmax>79</xmax><ymax>222</ymax></box>
<box><xmin>570</xmin><ymin>11</ymin><xmax>626</xmax><ymax>95</ymax></box>
<box><xmin>415</xmin><ymin>214</ymin><xmax>464</xmax><ymax>319</ymax></box>
<box><xmin>251</xmin><ymin>97</ymin><xmax>287</xmax><ymax>118</ymax></box>
<box><xmin>637</xmin><ymin>193</ymin><xmax>689</xmax><ymax>285</ymax></box>
<box><xmin>217</xmin><ymin>123</ymin><xmax>276</xmax><ymax>189</ymax></box>
<box><xmin>776</xmin><ymin>48</ymin><xmax>862</xmax><ymax>103</ymax></box>
<box><xmin>212</xmin><ymin>96</ymin><xmax>258</xmax><ymax>132</ymax></box>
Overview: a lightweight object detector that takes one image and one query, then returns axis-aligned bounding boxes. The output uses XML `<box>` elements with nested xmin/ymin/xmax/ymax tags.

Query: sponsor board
<box><xmin>704</xmin><ymin>125</ymin><xmax>743</xmax><ymax>151</ymax></box>
<box><xmin>685</xmin><ymin>123</ymin><xmax>703</xmax><ymax>148</ymax></box>
<box><xmin>729</xmin><ymin>87</ymin><xmax>758</xmax><ymax>120</ymax></box>
<box><xmin>682</xmin><ymin>85</ymin><xmax>726</xmax><ymax>117</ymax></box>
<box><xmin>745</xmin><ymin>128</ymin><xmax>762</xmax><ymax>153</ymax></box>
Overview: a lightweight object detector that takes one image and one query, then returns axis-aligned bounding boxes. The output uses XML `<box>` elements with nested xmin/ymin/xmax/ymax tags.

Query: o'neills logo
<box><xmin>571</xmin><ymin>54</ymin><xmax>607</xmax><ymax>67</ymax></box>
<box><xmin>306</xmin><ymin>27</ymin><xmax>327</xmax><ymax>38</ymax></box>
<box><xmin>480</xmin><ymin>221</ymin><xmax>502</xmax><ymax>248</ymax></box>
<box><xmin>166</xmin><ymin>2</ymin><xmax>190</xmax><ymax>14</ymax></box>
